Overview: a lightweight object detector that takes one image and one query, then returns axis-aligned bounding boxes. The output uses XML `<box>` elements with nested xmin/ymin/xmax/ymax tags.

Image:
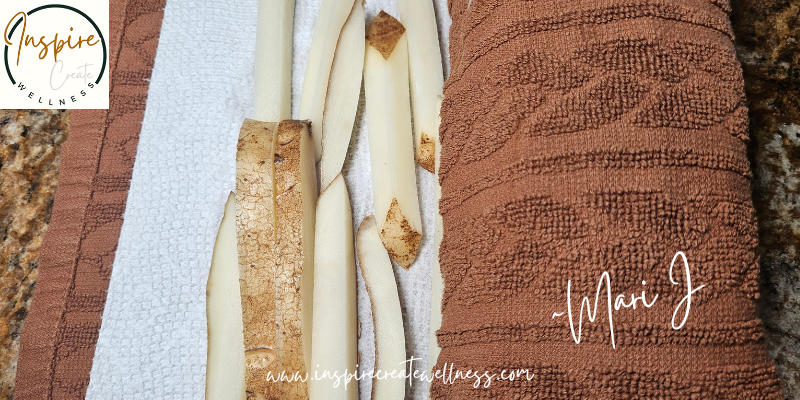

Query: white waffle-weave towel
<box><xmin>86</xmin><ymin>0</ymin><xmax>451</xmax><ymax>398</ymax></box>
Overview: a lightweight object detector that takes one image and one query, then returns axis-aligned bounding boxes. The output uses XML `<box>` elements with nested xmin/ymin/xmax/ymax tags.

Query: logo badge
<box><xmin>1</xmin><ymin>1</ymin><xmax>109</xmax><ymax>109</ymax></box>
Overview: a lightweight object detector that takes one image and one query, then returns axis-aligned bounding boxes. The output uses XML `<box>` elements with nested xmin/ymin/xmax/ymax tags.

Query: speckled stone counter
<box><xmin>0</xmin><ymin>110</ymin><xmax>68</xmax><ymax>399</ymax></box>
<box><xmin>731</xmin><ymin>1</ymin><xmax>800</xmax><ymax>398</ymax></box>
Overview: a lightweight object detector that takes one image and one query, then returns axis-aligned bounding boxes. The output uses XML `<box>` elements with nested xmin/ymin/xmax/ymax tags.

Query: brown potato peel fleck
<box><xmin>366</xmin><ymin>11</ymin><xmax>406</xmax><ymax>60</ymax></box>
<box><xmin>417</xmin><ymin>132</ymin><xmax>435</xmax><ymax>173</ymax></box>
<box><xmin>379</xmin><ymin>198</ymin><xmax>421</xmax><ymax>269</ymax></box>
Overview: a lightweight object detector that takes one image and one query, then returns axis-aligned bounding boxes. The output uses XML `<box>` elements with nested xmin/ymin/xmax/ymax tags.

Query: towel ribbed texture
<box><xmin>434</xmin><ymin>0</ymin><xmax>783</xmax><ymax>398</ymax></box>
<box><xmin>14</xmin><ymin>1</ymin><xmax>165</xmax><ymax>399</ymax></box>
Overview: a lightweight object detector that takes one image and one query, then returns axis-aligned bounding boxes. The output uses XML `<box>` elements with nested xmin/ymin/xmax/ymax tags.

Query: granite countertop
<box><xmin>0</xmin><ymin>2</ymin><xmax>799</xmax><ymax>399</ymax></box>
<box><xmin>0</xmin><ymin>110</ymin><xmax>68</xmax><ymax>400</ymax></box>
<box><xmin>731</xmin><ymin>0</ymin><xmax>800</xmax><ymax>396</ymax></box>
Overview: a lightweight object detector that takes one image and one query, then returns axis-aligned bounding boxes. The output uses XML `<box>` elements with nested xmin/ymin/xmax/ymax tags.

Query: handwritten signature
<box><xmin>551</xmin><ymin>252</ymin><xmax>705</xmax><ymax>349</ymax></box>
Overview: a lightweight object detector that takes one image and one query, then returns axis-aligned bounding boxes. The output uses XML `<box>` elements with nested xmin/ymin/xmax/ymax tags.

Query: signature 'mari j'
<box><xmin>551</xmin><ymin>252</ymin><xmax>705</xmax><ymax>349</ymax></box>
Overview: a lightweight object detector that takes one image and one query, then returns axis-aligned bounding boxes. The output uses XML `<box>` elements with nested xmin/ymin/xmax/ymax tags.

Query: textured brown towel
<box><xmin>13</xmin><ymin>1</ymin><xmax>165</xmax><ymax>399</ymax></box>
<box><xmin>435</xmin><ymin>0</ymin><xmax>783</xmax><ymax>398</ymax></box>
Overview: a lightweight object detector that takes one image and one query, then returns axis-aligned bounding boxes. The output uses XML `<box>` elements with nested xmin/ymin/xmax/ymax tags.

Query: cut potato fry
<box><xmin>254</xmin><ymin>0</ymin><xmax>294</xmax><ymax>121</ymax></box>
<box><xmin>273</xmin><ymin>120</ymin><xmax>317</xmax><ymax>398</ymax></box>
<box><xmin>236</xmin><ymin>119</ymin><xmax>279</xmax><ymax>399</ymax></box>
<box><xmin>427</xmin><ymin>96</ymin><xmax>444</xmax><ymax>396</ymax></box>
<box><xmin>310</xmin><ymin>174</ymin><xmax>358</xmax><ymax>400</ymax></box>
<box><xmin>206</xmin><ymin>193</ymin><xmax>246</xmax><ymax>400</ymax></box>
<box><xmin>357</xmin><ymin>216</ymin><xmax>406</xmax><ymax>400</ymax></box>
<box><xmin>318</xmin><ymin>0</ymin><xmax>365</xmax><ymax>190</ymax></box>
<box><xmin>299</xmin><ymin>0</ymin><xmax>357</xmax><ymax>161</ymax></box>
<box><xmin>364</xmin><ymin>11</ymin><xmax>422</xmax><ymax>270</ymax></box>
<box><xmin>237</xmin><ymin>119</ymin><xmax>315</xmax><ymax>399</ymax></box>
<box><xmin>397</xmin><ymin>0</ymin><xmax>444</xmax><ymax>173</ymax></box>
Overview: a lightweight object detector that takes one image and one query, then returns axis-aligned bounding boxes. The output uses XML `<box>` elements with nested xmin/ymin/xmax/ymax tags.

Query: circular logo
<box><xmin>3</xmin><ymin>4</ymin><xmax>107</xmax><ymax>107</ymax></box>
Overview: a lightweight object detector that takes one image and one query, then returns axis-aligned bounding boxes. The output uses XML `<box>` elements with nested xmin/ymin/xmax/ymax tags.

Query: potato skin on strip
<box><xmin>236</xmin><ymin>119</ymin><xmax>280</xmax><ymax>399</ymax></box>
<box><xmin>273</xmin><ymin>120</ymin><xmax>316</xmax><ymax>399</ymax></box>
<box><xmin>366</xmin><ymin>11</ymin><xmax>406</xmax><ymax>60</ymax></box>
<box><xmin>379</xmin><ymin>198</ymin><xmax>421</xmax><ymax>270</ymax></box>
<box><xmin>417</xmin><ymin>132</ymin><xmax>436</xmax><ymax>173</ymax></box>
<box><xmin>364</xmin><ymin>13</ymin><xmax>423</xmax><ymax>269</ymax></box>
<box><xmin>236</xmin><ymin>119</ymin><xmax>315</xmax><ymax>399</ymax></box>
<box><xmin>397</xmin><ymin>0</ymin><xmax>444</xmax><ymax>173</ymax></box>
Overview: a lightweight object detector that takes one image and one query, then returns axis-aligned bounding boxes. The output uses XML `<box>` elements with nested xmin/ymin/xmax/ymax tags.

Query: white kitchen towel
<box><xmin>86</xmin><ymin>0</ymin><xmax>451</xmax><ymax>398</ymax></box>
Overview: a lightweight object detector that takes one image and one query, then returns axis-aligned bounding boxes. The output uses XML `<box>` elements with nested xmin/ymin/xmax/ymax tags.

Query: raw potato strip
<box><xmin>206</xmin><ymin>193</ymin><xmax>246</xmax><ymax>400</ymax></box>
<box><xmin>310</xmin><ymin>174</ymin><xmax>358</xmax><ymax>400</ymax></box>
<box><xmin>357</xmin><ymin>216</ymin><xmax>406</xmax><ymax>400</ymax></box>
<box><xmin>397</xmin><ymin>0</ymin><xmax>444</xmax><ymax>173</ymax></box>
<box><xmin>254</xmin><ymin>0</ymin><xmax>294</xmax><ymax>121</ymax></box>
<box><xmin>427</xmin><ymin>96</ymin><xmax>444</xmax><ymax>397</ymax></box>
<box><xmin>273</xmin><ymin>120</ymin><xmax>317</xmax><ymax>398</ymax></box>
<box><xmin>364</xmin><ymin>11</ymin><xmax>422</xmax><ymax>269</ymax></box>
<box><xmin>299</xmin><ymin>0</ymin><xmax>357</xmax><ymax>161</ymax></box>
<box><xmin>236</xmin><ymin>119</ymin><xmax>281</xmax><ymax>399</ymax></box>
<box><xmin>318</xmin><ymin>0</ymin><xmax>365</xmax><ymax>189</ymax></box>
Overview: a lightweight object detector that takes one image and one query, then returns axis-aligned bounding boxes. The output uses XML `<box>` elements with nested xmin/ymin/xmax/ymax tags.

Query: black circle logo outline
<box><xmin>4</xmin><ymin>4</ymin><xmax>107</xmax><ymax>85</ymax></box>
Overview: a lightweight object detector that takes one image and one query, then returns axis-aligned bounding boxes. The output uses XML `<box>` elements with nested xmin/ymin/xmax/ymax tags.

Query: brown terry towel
<box><xmin>13</xmin><ymin>1</ymin><xmax>166</xmax><ymax>399</ymax></box>
<box><xmin>435</xmin><ymin>0</ymin><xmax>783</xmax><ymax>398</ymax></box>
